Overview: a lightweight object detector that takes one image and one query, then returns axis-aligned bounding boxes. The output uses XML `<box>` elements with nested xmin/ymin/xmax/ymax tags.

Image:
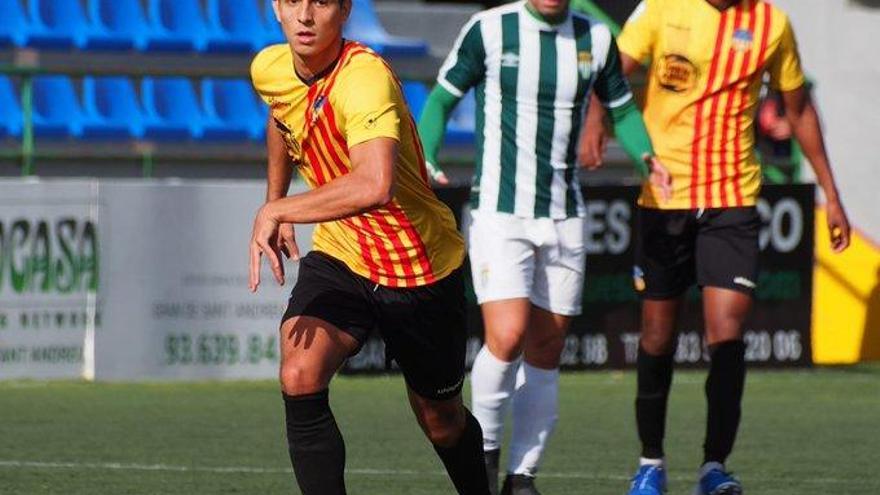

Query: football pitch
<box><xmin>1</xmin><ymin>365</ymin><xmax>878</xmax><ymax>494</ymax></box>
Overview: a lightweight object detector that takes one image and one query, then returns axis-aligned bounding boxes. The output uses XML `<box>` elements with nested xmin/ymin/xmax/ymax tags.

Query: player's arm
<box><xmin>249</xmin><ymin>136</ymin><xmax>397</xmax><ymax>291</ymax></box>
<box><xmin>419</xmin><ymin>15</ymin><xmax>486</xmax><ymax>184</ymax></box>
<box><xmin>264</xmin><ymin>113</ymin><xmax>300</xmax><ymax>261</ymax></box>
<box><xmin>782</xmin><ymin>86</ymin><xmax>850</xmax><ymax>252</ymax></box>
<box><xmin>417</xmin><ymin>85</ymin><xmax>462</xmax><ymax>185</ymax></box>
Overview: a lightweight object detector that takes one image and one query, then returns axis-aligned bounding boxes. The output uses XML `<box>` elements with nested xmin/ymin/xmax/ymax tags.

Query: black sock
<box><xmin>636</xmin><ymin>346</ymin><xmax>675</xmax><ymax>460</ymax></box>
<box><xmin>283</xmin><ymin>390</ymin><xmax>346</xmax><ymax>495</ymax></box>
<box><xmin>433</xmin><ymin>409</ymin><xmax>491</xmax><ymax>494</ymax></box>
<box><xmin>703</xmin><ymin>340</ymin><xmax>746</xmax><ymax>465</ymax></box>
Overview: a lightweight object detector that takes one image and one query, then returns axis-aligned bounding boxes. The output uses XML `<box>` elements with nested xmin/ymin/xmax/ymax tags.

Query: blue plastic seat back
<box><xmin>82</xmin><ymin>77</ymin><xmax>144</xmax><ymax>137</ymax></box>
<box><xmin>29</xmin><ymin>0</ymin><xmax>90</xmax><ymax>47</ymax></box>
<box><xmin>0</xmin><ymin>0</ymin><xmax>30</xmax><ymax>47</ymax></box>
<box><xmin>344</xmin><ymin>0</ymin><xmax>428</xmax><ymax>56</ymax></box>
<box><xmin>88</xmin><ymin>0</ymin><xmax>151</xmax><ymax>48</ymax></box>
<box><xmin>142</xmin><ymin>77</ymin><xmax>202</xmax><ymax>137</ymax></box>
<box><xmin>146</xmin><ymin>0</ymin><xmax>207</xmax><ymax>50</ymax></box>
<box><xmin>401</xmin><ymin>81</ymin><xmax>429</xmax><ymax>121</ymax></box>
<box><xmin>202</xmin><ymin>78</ymin><xmax>265</xmax><ymax>140</ymax></box>
<box><xmin>206</xmin><ymin>0</ymin><xmax>265</xmax><ymax>51</ymax></box>
<box><xmin>0</xmin><ymin>76</ymin><xmax>23</xmax><ymax>137</ymax></box>
<box><xmin>33</xmin><ymin>76</ymin><xmax>83</xmax><ymax>136</ymax></box>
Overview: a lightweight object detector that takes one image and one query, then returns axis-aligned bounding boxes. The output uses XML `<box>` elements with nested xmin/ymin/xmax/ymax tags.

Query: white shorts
<box><xmin>466</xmin><ymin>209</ymin><xmax>587</xmax><ymax>316</ymax></box>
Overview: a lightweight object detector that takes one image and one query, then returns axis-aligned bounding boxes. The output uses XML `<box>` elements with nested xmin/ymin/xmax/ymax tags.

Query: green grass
<box><xmin>1</xmin><ymin>365</ymin><xmax>878</xmax><ymax>494</ymax></box>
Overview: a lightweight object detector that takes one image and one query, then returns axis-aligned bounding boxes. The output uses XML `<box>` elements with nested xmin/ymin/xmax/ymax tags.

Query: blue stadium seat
<box><xmin>27</xmin><ymin>0</ymin><xmax>89</xmax><ymax>49</ymax></box>
<box><xmin>33</xmin><ymin>76</ymin><xmax>83</xmax><ymax>138</ymax></box>
<box><xmin>445</xmin><ymin>89</ymin><xmax>476</xmax><ymax>146</ymax></box>
<box><xmin>205</xmin><ymin>0</ymin><xmax>266</xmax><ymax>53</ymax></box>
<box><xmin>0</xmin><ymin>0</ymin><xmax>30</xmax><ymax>48</ymax></box>
<box><xmin>201</xmin><ymin>78</ymin><xmax>266</xmax><ymax>141</ymax></box>
<box><xmin>144</xmin><ymin>0</ymin><xmax>207</xmax><ymax>52</ymax></box>
<box><xmin>141</xmin><ymin>77</ymin><xmax>203</xmax><ymax>140</ymax></box>
<box><xmin>263</xmin><ymin>0</ymin><xmax>285</xmax><ymax>45</ymax></box>
<box><xmin>0</xmin><ymin>76</ymin><xmax>22</xmax><ymax>138</ymax></box>
<box><xmin>81</xmin><ymin>77</ymin><xmax>145</xmax><ymax>139</ymax></box>
<box><xmin>344</xmin><ymin>0</ymin><xmax>428</xmax><ymax>57</ymax></box>
<box><xmin>402</xmin><ymin>81</ymin><xmax>429</xmax><ymax>121</ymax></box>
<box><xmin>84</xmin><ymin>0</ymin><xmax>152</xmax><ymax>51</ymax></box>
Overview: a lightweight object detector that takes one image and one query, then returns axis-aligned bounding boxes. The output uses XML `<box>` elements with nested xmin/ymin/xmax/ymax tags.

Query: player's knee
<box><xmin>417</xmin><ymin>404</ymin><xmax>466</xmax><ymax>447</ymax></box>
<box><xmin>279</xmin><ymin>363</ymin><xmax>327</xmax><ymax>396</ymax></box>
<box><xmin>485</xmin><ymin>331</ymin><xmax>525</xmax><ymax>361</ymax></box>
<box><xmin>524</xmin><ymin>333</ymin><xmax>565</xmax><ymax>368</ymax></box>
<box><xmin>640</xmin><ymin>327</ymin><xmax>675</xmax><ymax>355</ymax></box>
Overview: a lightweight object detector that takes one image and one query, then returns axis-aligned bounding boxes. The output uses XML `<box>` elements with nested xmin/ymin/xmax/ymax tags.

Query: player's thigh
<box><xmin>279</xmin><ymin>251</ymin><xmax>375</xmax><ymax>395</ymax></box>
<box><xmin>467</xmin><ymin>210</ymin><xmax>536</xmax><ymax>305</ymax></box>
<box><xmin>531</xmin><ymin>215</ymin><xmax>587</xmax><ymax>318</ymax></box>
<box><xmin>695</xmin><ymin>207</ymin><xmax>760</xmax><ymax>295</ymax></box>
<box><xmin>377</xmin><ymin>266</ymin><xmax>469</xmax><ymax>403</ymax></box>
<box><xmin>634</xmin><ymin>207</ymin><xmax>698</xmax><ymax>299</ymax></box>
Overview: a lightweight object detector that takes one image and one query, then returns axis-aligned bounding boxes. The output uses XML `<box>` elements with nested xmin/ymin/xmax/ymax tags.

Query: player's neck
<box><xmin>705</xmin><ymin>0</ymin><xmax>742</xmax><ymax>11</ymax></box>
<box><xmin>293</xmin><ymin>38</ymin><xmax>345</xmax><ymax>84</ymax></box>
<box><xmin>524</xmin><ymin>2</ymin><xmax>568</xmax><ymax>26</ymax></box>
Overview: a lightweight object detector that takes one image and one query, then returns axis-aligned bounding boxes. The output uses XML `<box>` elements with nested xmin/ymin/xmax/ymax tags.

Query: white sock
<box><xmin>507</xmin><ymin>363</ymin><xmax>560</xmax><ymax>476</ymax></box>
<box><xmin>470</xmin><ymin>345</ymin><xmax>520</xmax><ymax>451</ymax></box>
<box><xmin>640</xmin><ymin>457</ymin><xmax>665</xmax><ymax>467</ymax></box>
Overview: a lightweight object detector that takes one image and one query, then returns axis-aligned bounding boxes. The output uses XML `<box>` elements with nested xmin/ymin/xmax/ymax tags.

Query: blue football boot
<box><xmin>693</xmin><ymin>464</ymin><xmax>743</xmax><ymax>495</ymax></box>
<box><xmin>627</xmin><ymin>464</ymin><xmax>667</xmax><ymax>495</ymax></box>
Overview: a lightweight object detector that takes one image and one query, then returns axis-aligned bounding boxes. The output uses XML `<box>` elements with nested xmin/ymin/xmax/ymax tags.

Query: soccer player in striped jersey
<box><xmin>583</xmin><ymin>1</ymin><xmax>851</xmax><ymax>494</ymax></box>
<box><xmin>418</xmin><ymin>1</ymin><xmax>671</xmax><ymax>493</ymax></box>
<box><xmin>248</xmin><ymin>1</ymin><xmax>490</xmax><ymax>493</ymax></box>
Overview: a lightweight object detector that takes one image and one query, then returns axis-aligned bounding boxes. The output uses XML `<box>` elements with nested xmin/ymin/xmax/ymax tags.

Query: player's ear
<box><xmin>341</xmin><ymin>0</ymin><xmax>351</xmax><ymax>22</ymax></box>
<box><xmin>272</xmin><ymin>0</ymin><xmax>282</xmax><ymax>23</ymax></box>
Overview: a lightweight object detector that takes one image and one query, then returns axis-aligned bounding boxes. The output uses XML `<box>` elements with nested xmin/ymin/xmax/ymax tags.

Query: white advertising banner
<box><xmin>0</xmin><ymin>179</ymin><xmax>313</xmax><ymax>381</ymax></box>
<box><xmin>0</xmin><ymin>180</ymin><xmax>98</xmax><ymax>379</ymax></box>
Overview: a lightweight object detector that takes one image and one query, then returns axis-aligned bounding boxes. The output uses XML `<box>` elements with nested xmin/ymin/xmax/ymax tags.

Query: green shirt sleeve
<box><xmin>417</xmin><ymin>85</ymin><xmax>461</xmax><ymax>174</ymax></box>
<box><xmin>608</xmin><ymin>99</ymin><xmax>654</xmax><ymax>177</ymax></box>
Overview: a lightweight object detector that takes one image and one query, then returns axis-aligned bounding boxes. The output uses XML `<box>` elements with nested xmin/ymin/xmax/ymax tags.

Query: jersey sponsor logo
<box><xmin>656</xmin><ymin>54</ymin><xmax>699</xmax><ymax>93</ymax></box>
<box><xmin>578</xmin><ymin>51</ymin><xmax>593</xmax><ymax>80</ymax></box>
<box><xmin>734</xmin><ymin>276</ymin><xmax>757</xmax><ymax>289</ymax></box>
<box><xmin>732</xmin><ymin>29</ymin><xmax>754</xmax><ymax>53</ymax></box>
<box><xmin>500</xmin><ymin>52</ymin><xmax>520</xmax><ymax>68</ymax></box>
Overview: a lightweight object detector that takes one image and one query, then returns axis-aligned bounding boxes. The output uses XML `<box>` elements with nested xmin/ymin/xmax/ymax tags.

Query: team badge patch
<box><xmin>578</xmin><ymin>51</ymin><xmax>593</xmax><ymax>80</ymax></box>
<box><xmin>732</xmin><ymin>29</ymin><xmax>754</xmax><ymax>52</ymax></box>
<box><xmin>633</xmin><ymin>265</ymin><xmax>646</xmax><ymax>292</ymax></box>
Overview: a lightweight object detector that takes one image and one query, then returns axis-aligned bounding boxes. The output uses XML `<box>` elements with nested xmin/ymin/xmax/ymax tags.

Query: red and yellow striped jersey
<box><xmin>251</xmin><ymin>41</ymin><xmax>465</xmax><ymax>288</ymax></box>
<box><xmin>619</xmin><ymin>0</ymin><xmax>805</xmax><ymax>209</ymax></box>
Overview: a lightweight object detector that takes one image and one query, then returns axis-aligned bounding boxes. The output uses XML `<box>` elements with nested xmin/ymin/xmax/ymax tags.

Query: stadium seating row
<box><xmin>0</xmin><ymin>0</ymin><xmax>428</xmax><ymax>56</ymax></box>
<box><xmin>0</xmin><ymin>76</ymin><xmax>476</xmax><ymax>144</ymax></box>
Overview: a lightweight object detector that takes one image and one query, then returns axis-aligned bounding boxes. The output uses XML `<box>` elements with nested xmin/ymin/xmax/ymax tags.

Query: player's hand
<box><xmin>249</xmin><ymin>204</ymin><xmax>285</xmax><ymax>292</ymax></box>
<box><xmin>426</xmin><ymin>161</ymin><xmax>449</xmax><ymax>186</ymax></box>
<box><xmin>646</xmin><ymin>155</ymin><xmax>673</xmax><ymax>203</ymax></box>
<box><xmin>826</xmin><ymin>198</ymin><xmax>851</xmax><ymax>253</ymax></box>
<box><xmin>578</xmin><ymin>124</ymin><xmax>607</xmax><ymax>170</ymax></box>
<box><xmin>276</xmin><ymin>223</ymin><xmax>300</xmax><ymax>261</ymax></box>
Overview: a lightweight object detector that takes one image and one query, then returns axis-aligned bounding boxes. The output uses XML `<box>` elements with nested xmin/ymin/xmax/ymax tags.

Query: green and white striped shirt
<box><xmin>439</xmin><ymin>1</ymin><xmax>633</xmax><ymax>219</ymax></box>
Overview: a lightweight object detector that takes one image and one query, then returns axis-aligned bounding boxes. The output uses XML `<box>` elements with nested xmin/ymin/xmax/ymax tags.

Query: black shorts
<box><xmin>634</xmin><ymin>207</ymin><xmax>760</xmax><ymax>299</ymax></box>
<box><xmin>282</xmin><ymin>251</ymin><xmax>467</xmax><ymax>401</ymax></box>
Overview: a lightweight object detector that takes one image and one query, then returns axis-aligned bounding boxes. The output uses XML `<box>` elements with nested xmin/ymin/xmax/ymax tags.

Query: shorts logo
<box><xmin>734</xmin><ymin>276</ymin><xmax>756</xmax><ymax>289</ymax></box>
<box><xmin>577</xmin><ymin>51</ymin><xmax>593</xmax><ymax>80</ymax></box>
<box><xmin>732</xmin><ymin>29</ymin><xmax>754</xmax><ymax>53</ymax></box>
<box><xmin>480</xmin><ymin>265</ymin><xmax>490</xmax><ymax>289</ymax></box>
<box><xmin>500</xmin><ymin>52</ymin><xmax>519</xmax><ymax>68</ymax></box>
<box><xmin>633</xmin><ymin>265</ymin><xmax>646</xmax><ymax>292</ymax></box>
<box><xmin>656</xmin><ymin>54</ymin><xmax>699</xmax><ymax>93</ymax></box>
<box><xmin>436</xmin><ymin>375</ymin><xmax>465</xmax><ymax>396</ymax></box>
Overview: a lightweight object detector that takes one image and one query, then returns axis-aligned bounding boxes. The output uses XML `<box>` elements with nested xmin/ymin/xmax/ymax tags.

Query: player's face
<box><xmin>273</xmin><ymin>0</ymin><xmax>349</xmax><ymax>61</ymax></box>
<box><xmin>528</xmin><ymin>0</ymin><xmax>570</xmax><ymax>18</ymax></box>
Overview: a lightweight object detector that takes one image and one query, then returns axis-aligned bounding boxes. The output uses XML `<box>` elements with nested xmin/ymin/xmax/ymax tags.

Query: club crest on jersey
<box><xmin>500</xmin><ymin>52</ymin><xmax>519</xmax><ymax>68</ymax></box>
<box><xmin>578</xmin><ymin>51</ymin><xmax>593</xmax><ymax>80</ymax></box>
<box><xmin>732</xmin><ymin>29</ymin><xmax>754</xmax><ymax>52</ymax></box>
<box><xmin>310</xmin><ymin>95</ymin><xmax>326</xmax><ymax>125</ymax></box>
